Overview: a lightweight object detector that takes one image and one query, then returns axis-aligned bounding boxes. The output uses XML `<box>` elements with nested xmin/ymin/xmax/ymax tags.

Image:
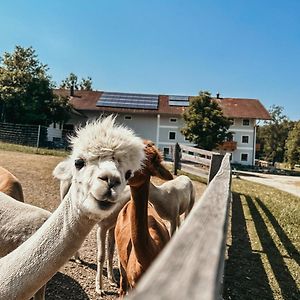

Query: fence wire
<box><xmin>0</xmin><ymin>122</ymin><xmax>72</xmax><ymax>149</ymax></box>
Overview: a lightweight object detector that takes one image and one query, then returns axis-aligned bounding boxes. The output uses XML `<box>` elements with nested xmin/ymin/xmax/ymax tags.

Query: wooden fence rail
<box><xmin>127</xmin><ymin>153</ymin><xmax>232</xmax><ymax>300</ymax></box>
<box><xmin>173</xmin><ymin>143</ymin><xmax>224</xmax><ymax>182</ymax></box>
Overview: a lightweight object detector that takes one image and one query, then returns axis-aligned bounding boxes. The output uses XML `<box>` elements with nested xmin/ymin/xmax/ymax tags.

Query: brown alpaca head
<box><xmin>128</xmin><ymin>140</ymin><xmax>173</xmax><ymax>187</ymax></box>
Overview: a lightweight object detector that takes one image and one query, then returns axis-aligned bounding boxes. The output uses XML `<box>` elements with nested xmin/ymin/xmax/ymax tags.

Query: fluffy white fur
<box><xmin>0</xmin><ymin>115</ymin><xmax>145</xmax><ymax>300</ymax></box>
<box><xmin>149</xmin><ymin>175</ymin><xmax>195</xmax><ymax>235</ymax></box>
<box><xmin>0</xmin><ymin>192</ymin><xmax>51</xmax><ymax>300</ymax></box>
<box><xmin>0</xmin><ymin>166</ymin><xmax>48</xmax><ymax>300</ymax></box>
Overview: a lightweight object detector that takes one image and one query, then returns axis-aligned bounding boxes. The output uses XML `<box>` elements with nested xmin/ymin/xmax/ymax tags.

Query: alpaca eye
<box><xmin>75</xmin><ymin>158</ymin><xmax>85</xmax><ymax>170</ymax></box>
<box><xmin>125</xmin><ymin>170</ymin><xmax>132</xmax><ymax>180</ymax></box>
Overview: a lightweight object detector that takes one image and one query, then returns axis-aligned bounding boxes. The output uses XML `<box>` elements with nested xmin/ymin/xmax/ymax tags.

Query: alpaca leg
<box><xmin>184</xmin><ymin>209</ymin><xmax>189</xmax><ymax>219</ymax></box>
<box><xmin>74</xmin><ymin>250</ymin><xmax>81</xmax><ymax>263</ymax></box>
<box><xmin>170</xmin><ymin>219</ymin><xmax>177</xmax><ymax>236</ymax></box>
<box><xmin>119</xmin><ymin>262</ymin><xmax>128</xmax><ymax>297</ymax></box>
<box><xmin>33</xmin><ymin>285</ymin><xmax>45</xmax><ymax>300</ymax></box>
<box><xmin>95</xmin><ymin>226</ymin><xmax>107</xmax><ymax>296</ymax></box>
<box><xmin>107</xmin><ymin>227</ymin><xmax>117</xmax><ymax>286</ymax></box>
<box><xmin>177</xmin><ymin>214</ymin><xmax>181</xmax><ymax>228</ymax></box>
<box><xmin>184</xmin><ymin>198</ymin><xmax>194</xmax><ymax>219</ymax></box>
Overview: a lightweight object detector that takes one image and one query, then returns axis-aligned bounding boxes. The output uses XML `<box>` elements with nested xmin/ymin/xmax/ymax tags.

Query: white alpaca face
<box><xmin>54</xmin><ymin>154</ymin><xmax>135</xmax><ymax>220</ymax></box>
<box><xmin>72</xmin><ymin>157</ymin><xmax>133</xmax><ymax>220</ymax></box>
<box><xmin>53</xmin><ymin>115</ymin><xmax>145</xmax><ymax>221</ymax></box>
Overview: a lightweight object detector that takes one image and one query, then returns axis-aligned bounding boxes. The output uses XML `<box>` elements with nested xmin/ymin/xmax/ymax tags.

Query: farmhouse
<box><xmin>54</xmin><ymin>89</ymin><xmax>271</xmax><ymax>166</ymax></box>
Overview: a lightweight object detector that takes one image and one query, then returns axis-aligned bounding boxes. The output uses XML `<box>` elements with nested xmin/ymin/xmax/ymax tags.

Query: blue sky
<box><xmin>1</xmin><ymin>0</ymin><xmax>299</xmax><ymax>120</ymax></box>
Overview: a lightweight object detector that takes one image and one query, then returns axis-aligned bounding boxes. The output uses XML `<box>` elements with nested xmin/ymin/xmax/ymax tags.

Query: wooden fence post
<box><xmin>208</xmin><ymin>153</ymin><xmax>224</xmax><ymax>183</ymax></box>
<box><xmin>173</xmin><ymin>143</ymin><xmax>181</xmax><ymax>175</ymax></box>
<box><xmin>36</xmin><ymin>125</ymin><xmax>41</xmax><ymax>149</ymax></box>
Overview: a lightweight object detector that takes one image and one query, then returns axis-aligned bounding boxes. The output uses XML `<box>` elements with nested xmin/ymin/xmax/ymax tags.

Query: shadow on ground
<box><xmin>46</xmin><ymin>272</ymin><xmax>90</xmax><ymax>300</ymax></box>
<box><xmin>223</xmin><ymin>193</ymin><xmax>300</xmax><ymax>300</ymax></box>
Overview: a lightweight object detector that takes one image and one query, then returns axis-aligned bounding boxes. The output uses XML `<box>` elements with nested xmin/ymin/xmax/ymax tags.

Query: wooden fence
<box><xmin>173</xmin><ymin>143</ymin><xmax>225</xmax><ymax>182</ymax></box>
<box><xmin>127</xmin><ymin>153</ymin><xmax>232</xmax><ymax>300</ymax></box>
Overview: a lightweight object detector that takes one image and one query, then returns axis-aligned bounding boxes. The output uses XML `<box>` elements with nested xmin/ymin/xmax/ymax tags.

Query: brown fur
<box><xmin>115</xmin><ymin>141</ymin><xmax>173</xmax><ymax>296</ymax></box>
<box><xmin>0</xmin><ymin>166</ymin><xmax>24</xmax><ymax>202</ymax></box>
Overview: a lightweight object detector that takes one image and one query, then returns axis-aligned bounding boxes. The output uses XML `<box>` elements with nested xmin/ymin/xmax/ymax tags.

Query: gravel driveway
<box><xmin>237</xmin><ymin>171</ymin><xmax>300</xmax><ymax>198</ymax></box>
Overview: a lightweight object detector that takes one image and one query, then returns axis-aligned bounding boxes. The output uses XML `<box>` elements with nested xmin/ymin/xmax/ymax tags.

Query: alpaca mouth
<box><xmin>97</xmin><ymin>200</ymin><xmax>115</xmax><ymax>210</ymax></box>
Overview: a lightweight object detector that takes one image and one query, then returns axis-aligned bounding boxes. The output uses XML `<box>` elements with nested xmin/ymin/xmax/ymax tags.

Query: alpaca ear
<box><xmin>156</xmin><ymin>163</ymin><xmax>174</xmax><ymax>180</ymax></box>
<box><xmin>53</xmin><ymin>159</ymin><xmax>73</xmax><ymax>181</ymax></box>
<box><xmin>152</xmin><ymin>153</ymin><xmax>173</xmax><ymax>180</ymax></box>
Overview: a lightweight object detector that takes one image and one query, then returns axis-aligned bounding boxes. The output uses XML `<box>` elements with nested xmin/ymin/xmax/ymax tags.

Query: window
<box><xmin>242</xmin><ymin>136</ymin><xmax>249</xmax><ymax>143</ymax></box>
<box><xmin>169</xmin><ymin>131</ymin><xmax>176</xmax><ymax>140</ymax></box>
<box><xmin>124</xmin><ymin>115</ymin><xmax>132</xmax><ymax>120</ymax></box>
<box><xmin>169</xmin><ymin>118</ymin><xmax>177</xmax><ymax>123</ymax></box>
<box><xmin>241</xmin><ymin>153</ymin><xmax>248</xmax><ymax>161</ymax></box>
<box><xmin>163</xmin><ymin>147</ymin><xmax>170</xmax><ymax>157</ymax></box>
<box><xmin>243</xmin><ymin>119</ymin><xmax>250</xmax><ymax>126</ymax></box>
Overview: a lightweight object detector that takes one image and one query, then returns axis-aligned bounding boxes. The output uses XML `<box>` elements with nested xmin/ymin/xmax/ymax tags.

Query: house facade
<box><xmin>54</xmin><ymin>89</ymin><xmax>271</xmax><ymax>165</ymax></box>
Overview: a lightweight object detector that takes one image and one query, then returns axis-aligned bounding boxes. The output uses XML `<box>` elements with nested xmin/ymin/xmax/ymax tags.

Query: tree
<box><xmin>181</xmin><ymin>91</ymin><xmax>232</xmax><ymax>150</ymax></box>
<box><xmin>0</xmin><ymin>45</ymin><xmax>71</xmax><ymax>125</ymax></box>
<box><xmin>285</xmin><ymin>121</ymin><xmax>300</xmax><ymax>169</ymax></box>
<box><xmin>59</xmin><ymin>73</ymin><xmax>93</xmax><ymax>91</ymax></box>
<box><xmin>256</xmin><ymin>105</ymin><xmax>292</xmax><ymax>164</ymax></box>
<box><xmin>79</xmin><ymin>77</ymin><xmax>93</xmax><ymax>91</ymax></box>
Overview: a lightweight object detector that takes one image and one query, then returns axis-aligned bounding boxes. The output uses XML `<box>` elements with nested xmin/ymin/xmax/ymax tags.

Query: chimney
<box><xmin>70</xmin><ymin>81</ymin><xmax>75</xmax><ymax>96</ymax></box>
<box><xmin>216</xmin><ymin>92</ymin><xmax>220</xmax><ymax>99</ymax></box>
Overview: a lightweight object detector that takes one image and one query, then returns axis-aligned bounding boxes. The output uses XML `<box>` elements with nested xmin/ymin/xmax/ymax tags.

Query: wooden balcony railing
<box><xmin>217</xmin><ymin>141</ymin><xmax>237</xmax><ymax>151</ymax></box>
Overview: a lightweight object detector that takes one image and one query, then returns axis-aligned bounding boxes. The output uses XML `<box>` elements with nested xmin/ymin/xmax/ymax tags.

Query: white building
<box><xmin>54</xmin><ymin>89</ymin><xmax>271</xmax><ymax>165</ymax></box>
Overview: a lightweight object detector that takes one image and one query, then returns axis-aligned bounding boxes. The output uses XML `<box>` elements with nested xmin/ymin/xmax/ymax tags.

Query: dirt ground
<box><xmin>0</xmin><ymin>149</ymin><xmax>206</xmax><ymax>300</ymax></box>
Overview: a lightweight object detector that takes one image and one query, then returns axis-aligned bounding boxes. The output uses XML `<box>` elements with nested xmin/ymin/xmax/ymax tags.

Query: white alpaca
<box><xmin>0</xmin><ymin>193</ymin><xmax>51</xmax><ymax>300</ymax></box>
<box><xmin>59</xmin><ymin>179</ymin><xmax>131</xmax><ymax>296</ymax></box>
<box><xmin>0</xmin><ymin>115</ymin><xmax>145</xmax><ymax>300</ymax></box>
<box><xmin>149</xmin><ymin>175</ymin><xmax>195</xmax><ymax>236</ymax></box>
<box><xmin>0</xmin><ymin>166</ymin><xmax>49</xmax><ymax>300</ymax></box>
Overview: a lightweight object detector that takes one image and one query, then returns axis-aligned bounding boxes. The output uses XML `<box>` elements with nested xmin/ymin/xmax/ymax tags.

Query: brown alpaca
<box><xmin>115</xmin><ymin>141</ymin><xmax>173</xmax><ymax>296</ymax></box>
<box><xmin>0</xmin><ymin>166</ymin><xmax>24</xmax><ymax>202</ymax></box>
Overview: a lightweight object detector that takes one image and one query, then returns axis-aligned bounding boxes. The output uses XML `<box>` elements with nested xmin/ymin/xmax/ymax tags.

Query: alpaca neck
<box><xmin>0</xmin><ymin>191</ymin><xmax>96</xmax><ymax>300</ymax></box>
<box><xmin>148</xmin><ymin>182</ymin><xmax>165</xmax><ymax>210</ymax></box>
<box><xmin>130</xmin><ymin>178</ymin><xmax>152</xmax><ymax>264</ymax></box>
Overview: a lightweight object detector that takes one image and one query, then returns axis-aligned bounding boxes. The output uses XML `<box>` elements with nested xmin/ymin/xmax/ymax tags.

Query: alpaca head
<box><xmin>128</xmin><ymin>140</ymin><xmax>173</xmax><ymax>187</ymax></box>
<box><xmin>53</xmin><ymin>115</ymin><xmax>145</xmax><ymax>220</ymax></box>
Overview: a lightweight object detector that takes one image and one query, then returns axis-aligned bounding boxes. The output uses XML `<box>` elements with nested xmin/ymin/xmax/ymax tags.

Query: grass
<box><xmin>224</xmin><ymin>178</ymin><xmax>300</xmax><ymax>300</ymax></box>
<box><xmin>176</xmin><ymin>169</ymin><xmax>208</xmax><ymax>184</ymax></box>
<box><xmin>0</xmin><ymin>141</ymin><xmax>68</xmax><ymax>157</ymax></box>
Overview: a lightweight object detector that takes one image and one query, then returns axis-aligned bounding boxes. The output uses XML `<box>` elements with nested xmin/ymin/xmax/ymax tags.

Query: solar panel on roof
<box><xmin>169</xmin><ymin>95</ymin><xmax>189</xmax><ymax>107</ymax></box>
<box><xmin>96</xmin><ymin>92</ymin><xmax>159</xmax><ymax>110</ymax></box>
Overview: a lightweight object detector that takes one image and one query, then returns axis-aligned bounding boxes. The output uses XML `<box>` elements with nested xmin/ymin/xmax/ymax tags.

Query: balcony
<box><xmin>217</xmin><ymin>141</ymin><xmax>237</xmax><ymax>152</ymax></box>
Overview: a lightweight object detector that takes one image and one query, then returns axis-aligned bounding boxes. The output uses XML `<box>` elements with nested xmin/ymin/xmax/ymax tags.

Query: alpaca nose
<box><xmin>98</xmin><ymin>175</ymin><xmax>121</xmax><ymax>188</ymax></box>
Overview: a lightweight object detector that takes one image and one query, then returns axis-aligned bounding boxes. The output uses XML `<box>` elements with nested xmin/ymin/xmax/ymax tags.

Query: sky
<box><xmin>1</xmin><ymin>0</ymin><xmax>299</xmax><ymax>120</ymax></box>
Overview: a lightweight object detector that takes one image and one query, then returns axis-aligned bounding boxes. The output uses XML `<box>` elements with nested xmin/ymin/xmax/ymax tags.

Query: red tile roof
<box><xmin>215</xmin><ymin>98</ymin><xmax>271</xmax><ymax>119</ymax></box>
<box><xmin>54</xmin><ymin>89</ymin><xmax>271</xmax><ymax>120</ymax></box>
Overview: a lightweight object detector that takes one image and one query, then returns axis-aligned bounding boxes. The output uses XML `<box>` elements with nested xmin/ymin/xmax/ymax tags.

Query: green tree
<box><xmin>79</xmin><ymin>76</ymin><xmax>93</xmax><ymax>90</ymax></box>
<box><xmin>285</xmin><ymin>121</ymin><xmax>300</xmax><ymax>169</ymax></box>
<box><xmin>59</xmin><ymin>73</ymin><xmax>93</xmax><ymax>90</ymax></box>
<box><xmin>0</xmin><ymin>45</ymin><xmax>71</xmax><ymax>125</ymax></box>
<box><xmin>256</xmin><ymin>105</ymin><xmax>292</xmax><ymax>164</ymax></box>
<box><xmin>181</xmin><ymin>91</ymin><xmax>232</xmax><ymax>150</ymax></box>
